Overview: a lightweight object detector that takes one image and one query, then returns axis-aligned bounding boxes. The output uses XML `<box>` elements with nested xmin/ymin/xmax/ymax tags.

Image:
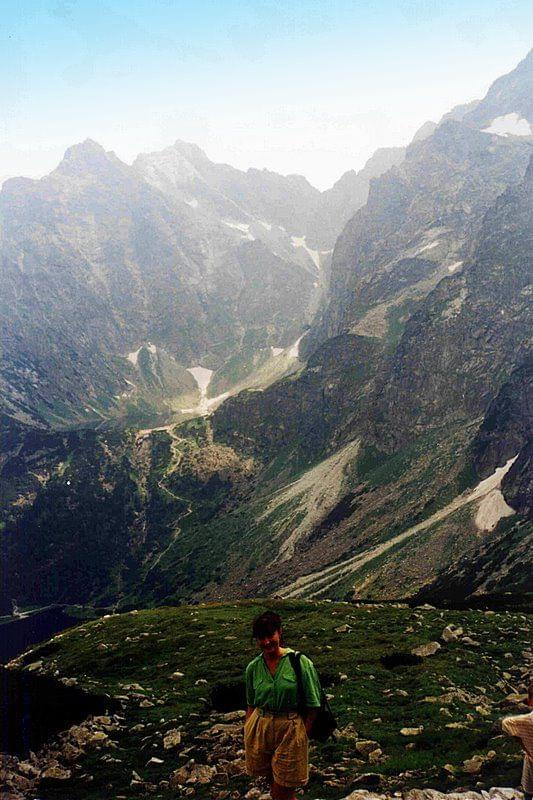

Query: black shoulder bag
<box><xmin>289</xmin><ymin>651</ymin><xmax>337</xmax><ymax>742</ymax></box>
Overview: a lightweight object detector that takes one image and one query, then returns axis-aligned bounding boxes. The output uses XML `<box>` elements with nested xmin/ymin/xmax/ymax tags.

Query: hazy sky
<box><xmin>2</xmin><ymin>1</ymin><xmax>532</xmax><ymax>189</ymax></box>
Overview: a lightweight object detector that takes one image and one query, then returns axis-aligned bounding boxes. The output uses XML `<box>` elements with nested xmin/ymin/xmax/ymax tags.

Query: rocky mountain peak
<box><xmin>411</xmin><ymin>119</ymin><xmax>437</xmax><ymax>142</ymax></box>
<box><xmin>54</xmin><ymin>139</ymin><xmax>123</xmax><ymax>178</ymax></box>
<box><xmin>463</xmin><ymin>47</ymin><xmax>533</xmax><ymax>129</ymax></box>
<box><xmin>170</xmin><ymin>139</ymin><xmax>210</xmax><ymax>166</ymax></box>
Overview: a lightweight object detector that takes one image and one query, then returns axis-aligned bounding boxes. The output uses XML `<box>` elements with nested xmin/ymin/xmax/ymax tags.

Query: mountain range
<box><xmin>1</xmin><ymin>49</ymin><xmax>532</xmax><ymax>614</ymax></box>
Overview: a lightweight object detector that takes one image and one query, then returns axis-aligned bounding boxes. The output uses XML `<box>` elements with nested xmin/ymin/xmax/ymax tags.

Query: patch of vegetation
<box><xmin>18</xmin><ymin>601</ymin><xmax>531</xmax><ymax>800</ymax></box>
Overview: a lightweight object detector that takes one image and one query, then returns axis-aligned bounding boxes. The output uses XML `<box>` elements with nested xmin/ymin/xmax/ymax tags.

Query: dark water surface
<box><xmin>1</xmin><ymin>667</ymin><xmax>120</xmax><ymax>757</ymax></box>
<box><xmin>0</xmin><ymin>605</ymin><xmax>83</xmax><ymax>665</ymax></box>
<box><xmin>0</xmin><ymin>606</ymin><xmax>121</xmax><ymax>757</ymax></box>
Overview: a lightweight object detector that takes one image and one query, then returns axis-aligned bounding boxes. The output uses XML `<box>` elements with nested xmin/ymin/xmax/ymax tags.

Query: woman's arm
<box><xmin>304</xmin><ymin>708</ymin><xmax>318</xmax><ymax>735</ymax></box>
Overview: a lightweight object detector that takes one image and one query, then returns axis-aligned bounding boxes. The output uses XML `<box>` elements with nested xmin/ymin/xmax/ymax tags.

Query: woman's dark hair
<box><xmin>251</xmin><ymin>611</ymin><xmax>282</xmax><ymax>641</ymax></box>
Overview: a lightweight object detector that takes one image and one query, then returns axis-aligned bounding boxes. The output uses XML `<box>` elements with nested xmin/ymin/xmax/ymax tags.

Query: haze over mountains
<box><xmin>1</xmin><ymin>49</ymin><xmax>532</xmax><ymax>614</ymax></box>
<box><xmin>0</xmin><ymin>130</ymin><xmax>411</xmax><ymax>433</ymax></box>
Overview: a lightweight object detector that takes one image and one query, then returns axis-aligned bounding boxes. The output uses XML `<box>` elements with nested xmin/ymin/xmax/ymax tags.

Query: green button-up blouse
<box><xmin>245</xmin><ymin>648</ymin><xmax>322</xmax><ymax>711</ymax></box>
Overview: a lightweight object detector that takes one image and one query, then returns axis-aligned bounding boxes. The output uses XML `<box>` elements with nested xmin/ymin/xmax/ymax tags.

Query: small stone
<box><xmin>40</xmin><ymin>765</ymin><xmax>72</xmax><ymax>781</ymax></box>
<box><xmin>89</xmin><ymin>731</ymin><xmax>109</xmax><ymax>744</ymax></box>
<box><xmin>355</xmin><ymin>739</ymin><xmax>380</xmax><ymax>757</ymax></box>
<box><xmin>411</xmin><ymin>641</ymin><xmax>441</xmax><ymax>658</ymax></box>
<box><xmin>463</xmin><ymin>755</ymin><xmax>484</xmax><ymax>774</ymax></box>
<box><xmin>400</xmin><ymin>726</ymin><xmax>423</xmax><ymax>736</ymax></box>
<box><xmin>171</xmin><ymin>671</ymin><xmax>185</xmax><ymax>680</ymax></box>
<box><xmin>163</xmin><ymin>729</ymin><xmax>182</xmax><ymax>750</ymax></box>
<box><xmin>441</xmin><ymin>625</ymin><xmax>463</xmax><ymax>643</ymax></box>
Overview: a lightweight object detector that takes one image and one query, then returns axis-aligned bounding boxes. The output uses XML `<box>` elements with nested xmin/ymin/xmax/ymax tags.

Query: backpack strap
<box><xmin>288</xmin><ymin>651</ymin><xmax>306</xmax><ymax>716</ymax></box>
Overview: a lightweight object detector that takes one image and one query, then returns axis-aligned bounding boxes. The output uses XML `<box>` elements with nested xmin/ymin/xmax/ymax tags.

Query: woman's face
<box><xmin>257</xmin><ymin>628</ymin><xmax>281</xmax><ymax>656</ymax></box>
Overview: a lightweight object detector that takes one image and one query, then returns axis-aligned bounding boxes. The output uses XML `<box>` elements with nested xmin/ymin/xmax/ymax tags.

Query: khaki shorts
<box><xmin>244</xmin><ymin>708</ymin><xmax>309</xmax><ymax>788</ymax></box>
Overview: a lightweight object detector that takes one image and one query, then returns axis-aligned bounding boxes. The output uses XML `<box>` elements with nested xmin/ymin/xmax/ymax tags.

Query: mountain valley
<box><xmin>1</xmin><ymin>50</ymin><xmax>532</xmax><ymax>615</ymax></box>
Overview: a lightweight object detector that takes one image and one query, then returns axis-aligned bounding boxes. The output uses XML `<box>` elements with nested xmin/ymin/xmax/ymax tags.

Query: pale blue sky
<box><xmin>1</xmin><ymin>1</ymin><xmax>532</xmax><ymax>188</ymax></box>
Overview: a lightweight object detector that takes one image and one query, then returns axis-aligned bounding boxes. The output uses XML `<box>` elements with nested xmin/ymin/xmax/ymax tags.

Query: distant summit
<box><xmin>54</xmin><ymin>138</ymin><xmax>124</xmax><ymax>176</ymax></box>
<box><xmin>464</xmin><ymin>47</ymin><xmax>533</xmax><ymax>130</ymax></box>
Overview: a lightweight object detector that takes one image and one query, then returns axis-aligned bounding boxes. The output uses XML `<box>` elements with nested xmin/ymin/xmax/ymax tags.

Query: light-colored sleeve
<box><xmin>502</xmin><ymin>714</ymin><xmax>531</xmax><ymax>738</ymax></box>
<box><xmin>300</xmin><ymin>655</ymin><xmax>322</xmax><ymax>708</ymax></box>
<box><xmin>245</xmin><ymin>662</ymin><xmax>255</xmax><ymax>707</ymax></box>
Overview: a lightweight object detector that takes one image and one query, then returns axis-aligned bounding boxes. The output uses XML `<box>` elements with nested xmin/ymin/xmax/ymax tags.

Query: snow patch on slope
<box><xmin>180</xmin><ymin>366</ymin><xmax>231</xmax><ymax>416</ymax></box>
<box><xmin>127</xmin><ymin>342</ymin><xmax>157</xmax><ymax>366</ymax></box>
<box><xmin>187</xmin><ymin>366</ymin><xmax>213</xmax><ymax>396</ymax></box>
<box><xmin>474</xmin><ymin>489</ymin><xmax>515</xmax><ymax>532</ymax></box>
<box><xmin>223</xmin><ymin>220</ymin><xmax>255</xmax><ymax>240</ymax></box>
<box><xmin>416</xmin><ymin>240</ymin><xmax>440</xmax><ymax>255</ymax></box>
<box><xmin>287</xmin><ymin>334</ymin><xmax>305</xmax><ymax>359</ymax></box>
<box><xmin>447</xmin><ymin>260</ymin><xmax>463</xmax><ymax>273</ymax></box>
<box><xmin>291</xmin><ymin>236</ymin><xmax>322</xmax><ymax>270</ymax></box>
<box><xmin>482</xmin><ymin>113</ymin><xmax>533</xmax><ymax>137</ymax></box>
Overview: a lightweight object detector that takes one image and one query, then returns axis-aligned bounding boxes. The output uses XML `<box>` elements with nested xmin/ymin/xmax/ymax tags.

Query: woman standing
<box><xmin>244</xmin><ymin>611</ymin><xmax>322</xmax><ymax>800</ymax></box>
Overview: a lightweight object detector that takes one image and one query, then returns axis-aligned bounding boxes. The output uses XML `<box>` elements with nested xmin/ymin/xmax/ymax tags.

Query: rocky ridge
<box><xmin>0</xmin><ymin>141</ymin><xmax>317</xmax><ymax>430</ymax></box>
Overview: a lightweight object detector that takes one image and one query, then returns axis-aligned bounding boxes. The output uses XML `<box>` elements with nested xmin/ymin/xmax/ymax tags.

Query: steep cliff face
<box><xmin>309</xmin><ymin>146</ymin><xmax>406</xmax><ymax>248</ymax></box>
<box><xmin>134</xmin><ymin>140</ymin><xmax>323</xmax><ymax>243</ymax></box>
<box><xmin>371</xmin><ymin>155</ymin><xmax>533</xmax><ymax>450</ymax></box>
<box><xmin>472</xmin><ymin>358</ymin><xmax>532</xmax><ymax>479</ymax></box>
<box><xmin>212</xmin><ymin>333</ymin><xmax>382</xmax><ymax>463</ymax></box>
<box><xmin>2</xmin><ymin>56</ymin><xmax>533</xmax><ymax>610</ymax></box>
<box><xmin>307</xmin><ymin>52</ymin><xmax>533</xmax><ymax>358</ymax></box>
<box><xmin>502</xmin><ymin>441</ymin><xmax>533</xmax><ymax>519</ymax></box>
<box><xmin>308</xmin><ymin>121</ymin><xmax>530</xmax><ymax>354</ymax></box>
<box><xmin>472</xmin><ymin>356</ymin><xmax>532</xmax><ymax>520</ymax></box>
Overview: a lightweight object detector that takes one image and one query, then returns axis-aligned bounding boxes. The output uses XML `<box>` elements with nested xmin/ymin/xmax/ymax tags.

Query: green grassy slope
<box><xmin>10</xmin><ymin>600</ymin><xmax>532</xmax><ymax>799</ymax></box>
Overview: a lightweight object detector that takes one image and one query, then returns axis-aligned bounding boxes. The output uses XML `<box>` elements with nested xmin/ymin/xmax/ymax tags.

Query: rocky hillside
<box><xmin>371</xmin><ymin>155</ymin><xmax>533</xmax><ymax>450</ymax></box>
<box><xmin>2</xmin><ymin>53</ymin><xmax>532</xmax><ymax>612</ymax></box>
<box><xmin>1</xmin><ymin>125</ymin><xmax>410</xmax><ymax>435</ymax></box>
<box><xmin>0</xmin><ymin>141</ymin><xmax>319</xmax><ymax>430</ymax></box>
<box><xmin>3</xmin><ymin>601</ymin><xmax>532</xmax><ymax>800</ymax></box>
<box><xmin>307</xmin><ymin>51</ymin><xmax>533</xmax><ymax>356</ymax></box>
